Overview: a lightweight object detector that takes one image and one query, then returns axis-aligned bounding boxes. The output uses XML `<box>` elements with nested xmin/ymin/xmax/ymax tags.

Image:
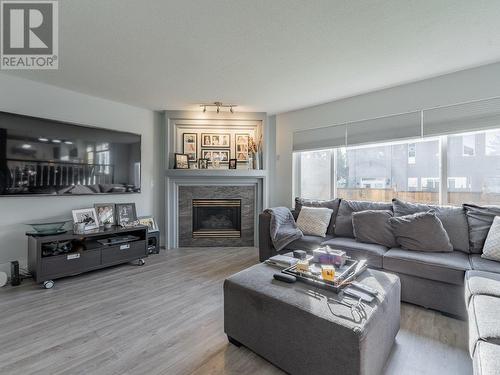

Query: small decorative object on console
<box><xmin>198</xmin><ymin>158</ymin><xmax>208</xmax><ymax>169</ymax></box>
<box><xmin>26</xmin><ymin>221</ymin><xmax>69</xmax><ymax>235</ymax></box>
<box><xmin>72</xmin><ymin>208</ymin><xmax>99</xmax><ymax>231</ymax></box>
<box><xmin>296</xmin><ymin>260</ymin><xmax>310</xmax><ymax>273</ymax></box>
<box><xmin>229</xmin><ymin>158</ymin><xmax>237</xmax><ymax>169</ymax></box>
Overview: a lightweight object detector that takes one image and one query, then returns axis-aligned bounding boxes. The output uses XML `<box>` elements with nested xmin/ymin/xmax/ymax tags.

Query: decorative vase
<box><xmin>248</xmin><ymin>155</ymin><xmax>254</xmax><ymax>170</ymax></box>
<box><xmin>253</xmin><ymin>152</ymin><xmax>261</xmax><ymax>170</ymax></box>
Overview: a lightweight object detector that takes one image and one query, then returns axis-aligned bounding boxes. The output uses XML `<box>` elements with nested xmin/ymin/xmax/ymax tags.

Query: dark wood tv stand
<box><xmin>27</xmin><ymin>225</ymin><xmax>148</xmax><ymax>288</ymax></box>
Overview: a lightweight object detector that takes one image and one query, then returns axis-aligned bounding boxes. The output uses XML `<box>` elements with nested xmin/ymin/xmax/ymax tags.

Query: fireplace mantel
<box><xmin>165</xmin><ymin>171</ymin><xmax>266</xmax><ymax>248</ymax></box>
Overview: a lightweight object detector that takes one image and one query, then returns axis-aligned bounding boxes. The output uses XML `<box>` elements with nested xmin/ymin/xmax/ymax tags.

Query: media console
<box><xmin>27</xmin><ymin>225</ymin><xmax>148</xmax><ymax>288</ymax></box>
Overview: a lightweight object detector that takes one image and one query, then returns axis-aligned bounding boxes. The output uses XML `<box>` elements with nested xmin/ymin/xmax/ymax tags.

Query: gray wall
<box><xmin>0</xmin><ymin>73</ymin><xmax>162</xmax><ymax>275</ymax></box>
<box><xmin>273</xmin><ymin>62</ymin><xmax>500</xmax><ymax>207</ymax></box>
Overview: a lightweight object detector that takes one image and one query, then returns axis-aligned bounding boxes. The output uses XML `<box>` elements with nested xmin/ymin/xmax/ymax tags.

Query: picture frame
<box><xmin>235</xmin><ymin>133</ymin><xmax>249</xmax><ymax>162</ymax></box>
<box><xmin>229</xmin><ymin>159</ymin><xmax>237</xmax><ymax>169</ymax></box>
<box><xmin>182</xmin><ymin>133</ymin><xmax>197</xmax><ymax>162</ymax></box>
<box><xmin>115</xmin><ymin>203</ymin><xmax>137</xmax><ymax>226</ymax></box>
<box><xmin>198</xmin><ymin>158</ymin><xmax>209</xmax><ymax>169</ymax></box>
<box><xmin>201</xmin><ymin>149</ymin><xmax>230</xmax><ymax>164</ymax></box>
<box><xmin>94</xmin><ymin>203</ymin><xmax>115</xmax><ymax>226</ymax></box>
<box><xmin>174</xmin><ymin>153</ymin><xmax>190</xmax><ymax>169</ymax></box>
<box><xmin>72</xmin><ymin>208</ymin><xmax>99</xmax><ymax>231</ymax></box>
<box><xmin>138</xmin><ymin>216</ymin><xmax>159</xmax><ymax>232</ymax></box>
<box><xmin>201</xmin><ymin>133</ymin><xmax>230</xmax><ymax>148</ymax></box>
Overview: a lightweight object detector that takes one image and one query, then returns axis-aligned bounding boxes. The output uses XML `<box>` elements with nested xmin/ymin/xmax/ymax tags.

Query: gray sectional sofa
<box><xmin>259</xmin><ymin>198</ymin><xmax>500</xmax><ymax>375</ymax></box>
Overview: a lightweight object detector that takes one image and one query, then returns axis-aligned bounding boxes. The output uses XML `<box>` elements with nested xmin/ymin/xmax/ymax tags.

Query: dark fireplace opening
<box><xmin>192</xmin><ymin>199</ymin><xmax>241</xmax><ymax>238</ymax></box>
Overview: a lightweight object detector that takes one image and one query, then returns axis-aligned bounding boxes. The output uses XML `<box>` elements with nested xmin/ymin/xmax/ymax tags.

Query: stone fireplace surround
<box><xmin>179</xmin><ymin>186</ymin><xmax>254</xmax><ymax>247</ymax></box>
<box><xmin>165</xmin><ymin>170</ymin><xmax>266</xmax><ymax>248</ymax></box>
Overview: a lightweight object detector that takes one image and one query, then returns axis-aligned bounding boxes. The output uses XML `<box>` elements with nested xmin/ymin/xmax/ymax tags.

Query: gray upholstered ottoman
<box><xmin>224</xmin><ymin>264</ymin><xmax>400</xmax><ymax>375</ymax></box>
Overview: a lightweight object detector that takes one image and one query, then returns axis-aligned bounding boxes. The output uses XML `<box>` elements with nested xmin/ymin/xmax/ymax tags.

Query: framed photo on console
<box><xmin>94</xmin><ymin>203</ymin><xmax>115</xmax><ymax>226</ymax></box>
<box><xmin>182</xmin><ymin>133</ymin><xmax>197</xmax><ymax>162</ymax></box>
<box><xmin>115</xmin><ymin>203</ymin><xmax>137</xmax><ymax>226</ymax></box>
<box><xmin>235</xmin><ymin>134</ymin><xmax>249</xmax><ymax>161</ymax></box>
<box><xmin>229</xmin><ymin>159</ymin><xmax>237</xmax><ymax>169</ymax></box>
<box><xmin>201</xmin><ymin>133</ymin><xmax>230</xmax><ymax>148</ymax></box>
<box><xmin>72</xmin><ymin>208</ymin><xmax>99</xmax><ymax>231</ymax></box>
<box><xmin>138</xmin><ymin>216</ymin><xmax>159</xmax><ymax>232</ymax></box>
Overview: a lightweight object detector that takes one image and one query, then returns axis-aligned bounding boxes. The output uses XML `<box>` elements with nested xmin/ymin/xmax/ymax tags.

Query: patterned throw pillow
<box><xmin>296</xmin><ymin>206</ymin><xmax>333</xmax><ymax>238</ymax></box>
<box><xmin>482</xmin><ymin>216</ymin><xmax>500</xmax><ymax>262</ymax></box>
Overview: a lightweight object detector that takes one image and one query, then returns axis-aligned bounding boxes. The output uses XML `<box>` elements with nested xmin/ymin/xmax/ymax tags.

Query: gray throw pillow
<box><xmin>352</xmin><ymin>210</ymin><xmax>397</xmax><ymax>248</ymax></box>
<box><xmin>482</xmin><ymin>216</ymin><xmax>500</xmax><ymax>262</ymax></box>
<box><xmin>392</xmin><ymin>198</ymin><xmax>469</xmax><ymax>253</ymax></box>
<box><xmin>294</xmin><ymin>197</ymin><xmax>340</xmax><ymax>235</ymax></box>
<box><xmin>389</xmin><ymin>211</ymin><xmax>453</xmax><ymax>252</ymax></box>
<box><xmin>335</xmin><ymin>200</ymin><xmax>393</xmax><ymax>238</ymax></box>
<box><xmin>463</xmin><ymin>204</ymin><xmax>500</xmax><ymax>254</ymax></box>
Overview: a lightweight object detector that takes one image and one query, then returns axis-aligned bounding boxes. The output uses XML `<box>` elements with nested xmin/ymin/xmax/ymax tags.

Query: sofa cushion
<box><xmin>285</xmin><ymin>235</ymin><xmax>333</xmax><ymax>252</ymax></box>
<box><xmin>465</xmin><ymin>270</ymin><xmax>500</xmax><ymax>306</ymax></box>
<box><xmin>482</xmin><ymin>216</ymin><xmax>500</xmax><ymax>262</ymax></box>
<box><xmin>321</xmin><ymin>237</ymin><xmax>387</xmax><ymax>269</ymax></box>
<box><xmin>473</xmin><ymin>341</ymin><xmax>500</xmax><ymax>375</ymax></box>
<box><xmin>352</xmin><ymin>210</ymin><xmax>397</xmax><ymax>248</ymax></box>
<box><xmin>470</xmin><ymin>254</ymin><xmax>500</xmax><ymax>274</ymax></box>
<box><xmin>294</xmin><ymin>197</ymin><xmax>340</xmax><ymax>235</ymax></box>
<box><xmin>468</xmin><ymin>294</ymin><xmax>500</xmax><ymax>355</ymax></box>
<box><xmin>296</xmin><ymin>206</ymin><xmax>333</xmax><ymax>237</ymax></box>
<box><xmin>463</xmin><ymin>204</ymin><xmax>500</xmax><ymax>254</ymax></box>
<box><xmin>383</xmin><ymin>248</ymin><xmax>471</xmax><ymax>285</ymax></box>
<box><xmin>389</xmin><ymin>211</ymin><xmax>453</xmax><ymax>252</ymax></box>
<box><xmin>392</xmin><ymin>198</ymin><xmax>469</xmax><ymax>253</ymax></box>
<box><xmin>334</xmin><ymin>200</ymin><xmax>392</xmax><ymax>238</ymax></box>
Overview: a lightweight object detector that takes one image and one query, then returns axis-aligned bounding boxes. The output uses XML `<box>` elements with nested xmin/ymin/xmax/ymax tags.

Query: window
<box><xmin>448</xmin><ymin>130</ymin><xmax>500</xmax><ymax>204</ymax></box>
<box><xmin>294</xmin><ymin>128</ymin><xmax>500</xmax><ymax>206</ymax></box>
<box><xmin>462</xmin><ymin>134</ymin><xmax>476</xmax><ymax>156</ymax></box>
<box><xmin>335</xmin><ymin>139</ymin><xmax>440</xmax><ymax>203</ymax></box>
<box><xmin>297</xmin><ymin>149</ymin><xmax>331</xmax><ymax>200</ymax></box>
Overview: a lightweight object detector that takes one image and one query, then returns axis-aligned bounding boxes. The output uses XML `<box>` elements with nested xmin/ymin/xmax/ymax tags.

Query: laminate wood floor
<box><xmin>0</xmin><ymin>247</ymin><xmax>472</xmax><ymax>375</ymax></box>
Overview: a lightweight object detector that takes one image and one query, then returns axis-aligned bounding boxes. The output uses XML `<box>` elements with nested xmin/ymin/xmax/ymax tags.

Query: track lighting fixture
<box><xmin>200</xmin><ymin>102</ymin><xmax>237</xmax><ymax>114</ymax></box>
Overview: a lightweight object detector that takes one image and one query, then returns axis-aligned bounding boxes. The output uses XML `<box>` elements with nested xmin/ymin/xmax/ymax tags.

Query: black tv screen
<box><xmin>0</xmin><ymin>111</ymin><xmax>141</xmax><ymax>196</ymax></box>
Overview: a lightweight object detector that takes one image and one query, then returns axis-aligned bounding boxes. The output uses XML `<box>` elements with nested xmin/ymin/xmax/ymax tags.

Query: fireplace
<box><xmin>192</xmin><ymin>199</ymin><xmax>241</xmax><ymax>238</ymax></box>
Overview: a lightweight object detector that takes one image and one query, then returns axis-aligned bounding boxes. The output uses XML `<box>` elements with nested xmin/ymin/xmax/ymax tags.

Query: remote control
<box><xmin>273</xmin><ymin>273</ymin><xmax>297</xmax><ymax>283</ymax></box>
<box><xmin>350</xmin><ymin>281</ymin><xmax>378</xmax><ymax>296</ymax></box>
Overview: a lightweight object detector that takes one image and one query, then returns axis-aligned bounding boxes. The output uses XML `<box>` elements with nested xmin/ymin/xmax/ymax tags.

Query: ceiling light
<box><xmin>38</xmin><ymin>137</ymin><xmax>49</xmax><ymax>142</ymax></box>
<box><xmin>200</xmin><ymin>101</ymin><xmax>237</xmax><ymax>113</ymax></box>
<box><xmin>52</xmin><ymin>139</ymin><xmax>61</xmax><ymax>143</ymax></box>
<box><xmin>21</xmin><ymin>144</ymin><xmax>32</xmax><ymax>149</ymax></box>
<box><xmin>64</xmin><ymin>141</ymin><xmax>73</xmax><ymax>145</ymax></box>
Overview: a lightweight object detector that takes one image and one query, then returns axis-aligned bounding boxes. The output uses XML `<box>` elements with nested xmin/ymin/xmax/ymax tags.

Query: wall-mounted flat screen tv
<box><xmin>0</xmin><ymin>111</ymin><xmax>141</xmax><ymax>196</ymax></box>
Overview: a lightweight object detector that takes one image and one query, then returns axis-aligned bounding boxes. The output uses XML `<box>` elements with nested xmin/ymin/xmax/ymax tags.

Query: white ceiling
<box><xmin>4</xmin><ymin>0</ymin><xmax>500</xmax><ymax>114</ymax></box>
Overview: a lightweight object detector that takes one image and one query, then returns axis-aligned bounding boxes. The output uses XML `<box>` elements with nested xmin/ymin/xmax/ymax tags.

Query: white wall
<box><xmin>0</xmin><ymin>74</ymin><xmax>161</xmax><ymax>275</ymax></box>
<box><xmin>273</xmin><ymin>62</ymin><xmax>500</xmax><ymax>207</ymax></box>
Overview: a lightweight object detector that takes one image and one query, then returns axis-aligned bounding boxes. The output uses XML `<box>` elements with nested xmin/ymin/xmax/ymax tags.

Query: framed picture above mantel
<box><xmin>201</xmin><ymin>133</ymin><xmax>230</xmax><ymax>148</ymax></box>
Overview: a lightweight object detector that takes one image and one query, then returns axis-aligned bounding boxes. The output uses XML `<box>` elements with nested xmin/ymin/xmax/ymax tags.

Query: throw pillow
<box><xmin>352</xmin><ymin>210</ymin><xmax>397</xmax><ymax>248</ymax></box>
<box><xmin>296</xmin><ymin>206</ymin><xmax>334</xmax><ymax>238</ymax></box>
<box><xmin>392</xmin><ymin>198</ymin><xmax>469</xmax><ymax>253</ymax></box>
<box><xmin>294</xmin><ymin>197</ymin><xmax>340</xmax><ymax>235</ymax></box>
<box><xmin>334</xmin><ymin>200</ymin><xmax>393</xmax><ymax>238</ymax></box>
<box><xmin>482</xmin><ymin>216</ymin><xmax>500</xmax><ymax>262</ymax></box>
<box><xmin>389</xmin><ymin>211</ymin><xmax>453</xmax><ymax>252</ymax></box>
<box><xmin>463</xmin><ymin>204</ymin><xmax>500</xmax><ymax>254</ymax></box>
